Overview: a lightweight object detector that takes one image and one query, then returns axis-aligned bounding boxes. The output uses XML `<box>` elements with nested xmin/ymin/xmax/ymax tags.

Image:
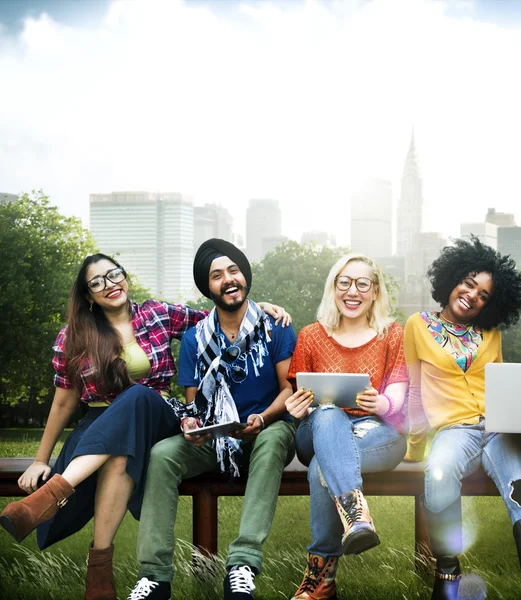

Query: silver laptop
<box><xmin>485</xmin><ymin>363</ymin><xmax>521</xmax><ymax>433</ymax></box>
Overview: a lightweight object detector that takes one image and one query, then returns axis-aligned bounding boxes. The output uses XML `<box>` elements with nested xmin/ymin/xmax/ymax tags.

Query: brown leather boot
<box><xmin>291</xmin><ymin>553</ymin><xmax>338</xmax><ymax>600</ymax></box>
<box><xmin>335</xmin><ymin>489</ymin><xmax>380</xmax><ymax>555</ymax></box>
<box><xmin>86</xmin><ymin>543</ymin><xmax>116</xmax><ymax>600</ymax></box>
<box><xmin>0</xmin><ymin>474</ymin><xmax>74</xmax><ymax>542</ymax></box>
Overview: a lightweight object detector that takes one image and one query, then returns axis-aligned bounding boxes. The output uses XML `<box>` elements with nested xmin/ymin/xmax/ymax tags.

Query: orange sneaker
<box><xmin>290</xmin><ymin>553</ymin><xmax>338</xmax><ymax>600</ymax></box>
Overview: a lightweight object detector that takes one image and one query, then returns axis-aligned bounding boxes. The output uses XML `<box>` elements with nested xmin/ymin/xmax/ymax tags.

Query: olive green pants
<box><xmin>136</xmin><ymin>420</ymin><xmax>296</xmax><ymax>582</ymax></box>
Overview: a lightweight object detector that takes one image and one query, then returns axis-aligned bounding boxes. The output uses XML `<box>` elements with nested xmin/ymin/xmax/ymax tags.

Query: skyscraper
<box><xmin>246</xmin><ymin>199</ymin><xmax>282</xmax><ymax>262</ymax></box>
<box><xmin>397</xmin><ymin>133</ymin><xmax>423</xmax><ymax>257</ymax></box>
<box><xmin>486</xmin><ymin>208</ymin><xmax>517</xmax><ymax>228</ymax></box>
<box><xmin>498</xmin><ymin>227</ymin><xmax>521</xmax><ymax>268</ymax></box>
<box><xmin>401</xmin><ymin>231</ymin><xmax>447</xmax><ymax>317</ymax></box>
<box><xmin>0</xmin><ymin>193</ymin><xmax>18</xmax><ymax>204</ymax></box>
<box><xmin>90</xmin><ymin>191</ymin><xmax>194</xmax><ymax>302</ymax></box>
<box><xmin>351</xmin><ymin>178</ymin><xmax>392</xmax><ymax>257</ymax></box>
<box><xmin>461</xmin><ymin>222</ymin><xmax>498</xmax><ymax>249</ymax></box>
<box><xmin>301</xmin><ymin>231</ymin><xmax>337</xmax><ymax>248</ymax></box>
<box><xmin>194</xmin><ymin>203</ymin><xmax>233</xmax><ymax>251</ymax></box>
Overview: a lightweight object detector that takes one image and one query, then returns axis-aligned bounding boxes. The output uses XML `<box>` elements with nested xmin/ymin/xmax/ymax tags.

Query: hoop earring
<box><xmin>89</xmin><ymin>299</ymin><xmax>94</xmax><ymax>312</ymax></box>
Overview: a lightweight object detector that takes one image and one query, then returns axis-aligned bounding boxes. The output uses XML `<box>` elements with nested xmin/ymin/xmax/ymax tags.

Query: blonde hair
<box><xmin>317</xmin><ymin>253</ymin><xmax>393</xmax><ymax>338</ymax></box>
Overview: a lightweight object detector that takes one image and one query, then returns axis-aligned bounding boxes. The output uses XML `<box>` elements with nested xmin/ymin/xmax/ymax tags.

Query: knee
<box><xmin>425</xmin><ymin>457</ymin><xmax>460</xmax><ymax>485</ymax></box>
<box><xmin>102</xmin><ymin>455</ymin><xmax>128</xmax><ymax>476</ymax></box>
<box><xmin>150</xmin><ymin>435</ymin><xmax>183</xmax><ymax>465</ymax></box>
<box><xmin>254</xmin><ymin>425</ymin><xmax>293</xmax><ymax>463</ymax></box>
<box><xmin>117</xmin><ymin>384</ymin><xmax>159</xmax><ymax>408</ymax></box>
<box><xmin>312</xmin><ymin>406</ymin><xmax>349</xmax><ymax>432</ymax></box>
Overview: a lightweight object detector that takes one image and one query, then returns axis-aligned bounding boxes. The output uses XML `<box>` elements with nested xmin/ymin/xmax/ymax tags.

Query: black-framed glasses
<box><xmin>335</xmin><ymin>276</ymin><xmax>373</xmax><ymax>293</ymax></box>
<box><xmin>86</xmin><ymin>267</ymin><xmax>126</xmax><ymax>293</ymax></box>
<box><xmin>222</xmin><ymin>344</ymin><xmax>247</xmax><ymax>384</ymax></box>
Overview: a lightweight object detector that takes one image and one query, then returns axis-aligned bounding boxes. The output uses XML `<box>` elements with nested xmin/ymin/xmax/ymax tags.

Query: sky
<box><xmin>1</xmin><ymin>0</ymin><xmax>521</xmax><ymax>246</ymax></box>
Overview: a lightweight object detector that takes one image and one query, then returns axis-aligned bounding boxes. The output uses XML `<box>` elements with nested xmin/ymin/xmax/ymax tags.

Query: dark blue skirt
<box><xmin>37</xmin><ymin>384</ymin><xmax>181</xmax><ymax>549</ymax></box>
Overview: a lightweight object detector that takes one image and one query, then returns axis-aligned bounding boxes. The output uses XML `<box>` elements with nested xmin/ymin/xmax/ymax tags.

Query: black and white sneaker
<box><xmin>223</xmin><ymin>565</ymin><xmax>256</xmax><ymax>599</ymax></box>
<box><xmin>127</xmin><ymin>577</ymin><xmax>171</xmax><ymax>600</ymax></box>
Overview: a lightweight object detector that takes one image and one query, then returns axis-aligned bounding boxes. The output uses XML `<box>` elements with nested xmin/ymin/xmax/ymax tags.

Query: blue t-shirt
<box><xmin>178</xmin><ymin>315</ymin><xmax>296</xmax><ymax>423</ymax></box>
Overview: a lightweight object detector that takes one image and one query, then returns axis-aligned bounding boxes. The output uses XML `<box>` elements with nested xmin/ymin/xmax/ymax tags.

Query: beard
<box><xmin>210</xmin><ymin>283</ymin><xmax>249</xmax><ymax>313</ymax></box>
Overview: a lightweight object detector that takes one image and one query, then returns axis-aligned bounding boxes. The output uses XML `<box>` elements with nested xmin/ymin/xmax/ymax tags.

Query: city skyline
<box><xmin>1</xmin><ymin>0</ymin><xmax>521</xmax><ymax>246</ymax></box>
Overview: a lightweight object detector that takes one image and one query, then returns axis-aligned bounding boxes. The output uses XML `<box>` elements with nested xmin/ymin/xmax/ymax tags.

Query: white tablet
<box><xmin>185</xmin><ymin>421</ymin><xmax>247</xmax><ymax>439</ymax></box>
<box><xmin>296</xmin><ymin>372</ymin><xmax>370</xmax><ymax>409</ymax></box>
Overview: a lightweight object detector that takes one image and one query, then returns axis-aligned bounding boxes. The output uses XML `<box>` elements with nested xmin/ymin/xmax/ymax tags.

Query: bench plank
<box><xmin>0</xmin><ymin>457</ymin><xmax>499</xmax><ymax>568</ymax></box>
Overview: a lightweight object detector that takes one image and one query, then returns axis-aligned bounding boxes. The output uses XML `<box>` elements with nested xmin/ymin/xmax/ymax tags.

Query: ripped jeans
<box><xmin>296</xmin><ymin>406</ymin><xmax>406</xmax><ymax>556</ymax></box>
<box><xmin>425</xmin><ymin>420</ymin><xmax>521</xmax><ymax>524</ymax></box>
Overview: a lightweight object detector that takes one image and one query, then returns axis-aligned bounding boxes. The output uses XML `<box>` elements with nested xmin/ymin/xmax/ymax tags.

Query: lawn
<box><xmin>1</xmin><ymin>430</ymin><xmax>520</xmax><ymax>599</ymax></box>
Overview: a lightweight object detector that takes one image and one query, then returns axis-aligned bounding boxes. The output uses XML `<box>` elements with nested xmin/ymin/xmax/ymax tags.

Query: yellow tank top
<box><xmin>88</xmin><ymin>340</ymin><xmax>152</xmax><ymax>407</ymax></box>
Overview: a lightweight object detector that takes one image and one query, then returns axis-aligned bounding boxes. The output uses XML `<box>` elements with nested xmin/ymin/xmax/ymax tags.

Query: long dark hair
<box><xmin>65</xmin><ymin>253</ymin><xmax>132</xmax><ymax>397</ymax></box>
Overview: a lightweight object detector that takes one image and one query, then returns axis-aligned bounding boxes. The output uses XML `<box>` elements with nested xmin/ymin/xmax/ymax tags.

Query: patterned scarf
<box><xmin>191</xmin><ymin>299</ymin><xmax>271</xmax><ymax>476</ymax></box>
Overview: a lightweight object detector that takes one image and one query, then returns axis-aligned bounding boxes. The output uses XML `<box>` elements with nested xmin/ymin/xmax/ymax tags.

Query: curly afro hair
<box><xmin>428</xmin><ymin>236</ymin><xmax>521</xmax><ymax>330</ymax></box>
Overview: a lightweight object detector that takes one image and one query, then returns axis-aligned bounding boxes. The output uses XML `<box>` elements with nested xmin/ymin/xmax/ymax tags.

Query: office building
<box><xmin>246</xmin><ymin>199</ymin><xmax>282</xmax><ymax>262</ymax></box>
<box><xmin>90</xmin><ymin>191</ymin><xmax>194</xmax><ymax>302</ymax></box>
<box><xmin>351</xmin><ymin>178</ymin><xmax>392</xmax><ymax>257</ymax></box>
<box><xmin>301</xmin><ymin>231</ymin><xmax>337</xmax><ymax>248</ymax></box>
<box><xmin>486</xmin><ymin>208</ymin><xmax>516</xmax><ymax>228</ymax></box>
<box><xmin>397</xmin><ymin>133</ymin><xmax>423</xmax><ymax>257</ymax></box>
<box><xmin>0</xmin><ymin>193</ymin><xmax>18</xmax><ymax>204</ymax></box>
<box><xmin>461</xmin><ymin>222</ymin><xmax>498</xmax><ymax>250</ymax></box>
<box><xmin>194</xmin><ymin>203</ymin><xmax>233</xmax><ymax>251</ymax></box>
<box><xmin>498</xmin><ymin>227</ymin><xmax>521</xmax><ymax>269</ymax></box>
<box><xmin>401</xmin><ymin>231</ymin><xmax>447</xmax><ymax>317</ymax></box>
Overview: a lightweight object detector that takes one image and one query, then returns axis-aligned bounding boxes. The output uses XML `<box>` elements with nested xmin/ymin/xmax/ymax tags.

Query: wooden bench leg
<box><xmin>415</xmin><ymin>495</ymin><xmax>432</xmax><ymax>571</ymax></box>
<box><xmin>193</xmin><ymin>491</ymin><xmax>218</xmax><ymax>557</ymax></box>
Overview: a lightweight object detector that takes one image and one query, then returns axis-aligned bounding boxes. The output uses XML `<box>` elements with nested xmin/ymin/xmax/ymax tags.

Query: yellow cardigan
<box><xmin>404</xmin><ymin>311</ymin><xmax>502</xmax><ymax>461</ymax></box>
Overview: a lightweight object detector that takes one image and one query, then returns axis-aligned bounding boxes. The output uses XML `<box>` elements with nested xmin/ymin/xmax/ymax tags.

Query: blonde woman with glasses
<box><xmin>285</xmin><ymin>254</ymin><xmax>408</xmax><ymax>600</ymax></box>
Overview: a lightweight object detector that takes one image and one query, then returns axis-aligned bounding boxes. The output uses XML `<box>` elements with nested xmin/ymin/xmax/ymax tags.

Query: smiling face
<box><xmin>86</xmin><ymin>258</ymin><xmax>129</xmax><ymax>312</ymax></box>
<box><xmin>334</xmin><ymin>260</ymin><xmax>377</xmax><ymax>323</ymax></box>
<box><xmin>208</xmin><ymin>255</ymin><xmax>249</xmax><ymax>312</ymax></box>
<box><xmin>443</xmin><ymin>271</ymin><xmax>494</xmax><ymax>324</ymax></box>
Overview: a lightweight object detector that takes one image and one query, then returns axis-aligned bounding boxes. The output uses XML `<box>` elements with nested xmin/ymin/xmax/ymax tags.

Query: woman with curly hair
<box><xmin>405</xmin><ymin>236</ymin><xmax>521</xmax><ymax>599</ymax></box>
<box><xmin>285</xmin><ymin>254</ymin><xmax>408</xmax><ymax>600</ymax></box>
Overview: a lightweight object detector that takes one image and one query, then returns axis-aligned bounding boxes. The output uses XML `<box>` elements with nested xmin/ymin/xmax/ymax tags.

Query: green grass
<box><xmin>1</xmin><ymin>431</ymin><xmax>520</xmax><ymax>599</ymax></box>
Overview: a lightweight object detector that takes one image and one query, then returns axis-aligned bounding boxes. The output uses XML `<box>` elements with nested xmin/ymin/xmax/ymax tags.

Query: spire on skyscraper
<box><xmin>397</xmin><ymin>129</ymin><xmax>424</xmax><ymax>257</ymax></box>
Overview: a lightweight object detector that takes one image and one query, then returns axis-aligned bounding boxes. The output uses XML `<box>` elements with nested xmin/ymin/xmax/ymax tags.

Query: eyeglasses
<box><xmin>221</xmin><ymin>344</ymin><xmax>247</xmax><ymax>384</ymax></box>
<box><xmin>335</xmin><ymin>276</ymin><xmax>373</xmax><ymax>293</ymax></box>
<box><xmin>86</xmin><ymin>267</ymin><xmax>126</xmax><ymax>293</ymax></box>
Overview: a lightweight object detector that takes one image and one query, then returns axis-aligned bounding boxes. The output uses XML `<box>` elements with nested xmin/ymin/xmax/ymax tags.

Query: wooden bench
<box><xmin>0</xmin><ymin>457</ymin><xmax>499</xmax><ymax>568</ymax></box>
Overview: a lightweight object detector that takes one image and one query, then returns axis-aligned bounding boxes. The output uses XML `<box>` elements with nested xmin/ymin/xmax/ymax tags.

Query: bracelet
<box><xmin>382</xmin><ymin>394</ymin><xmax>395</xmax><ymax>418</ymax></box>
<box><xmin>254</xmin><ymin>414</ymin><xmax>265</xmax><ymax>430</ymax></box>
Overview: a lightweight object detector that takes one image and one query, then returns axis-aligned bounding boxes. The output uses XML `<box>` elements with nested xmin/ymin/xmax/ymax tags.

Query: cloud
<box><xmin>1</xmin><ymin>0</ymin><xmax>520</xmax><ymax>244</ymax></box>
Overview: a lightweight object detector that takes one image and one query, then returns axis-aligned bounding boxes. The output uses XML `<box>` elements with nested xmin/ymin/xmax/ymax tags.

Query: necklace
<box><xmin>223</xmin><ymin>328</ymin><xmax>239</xmax><ymax>340</ymax></box>
<box><xmin>439</xmin><ymin>312</ymin><xmax>467</xmax><ymax>328</ymax></box>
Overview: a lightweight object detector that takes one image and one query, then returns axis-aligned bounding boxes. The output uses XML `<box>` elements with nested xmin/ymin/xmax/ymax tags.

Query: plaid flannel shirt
<box><xmin>52</xmin><ymin>300</ymin><xmax>207</xmax><ymax>403</ymax></box>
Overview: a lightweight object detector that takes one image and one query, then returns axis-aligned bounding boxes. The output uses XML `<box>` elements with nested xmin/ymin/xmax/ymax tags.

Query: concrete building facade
<box><xmin>90</xmin><ymin>191</ymin><xmax>194</xmax><ymax>302</ymax></box>
<box><xmin>351</xmin><ymin>178</ymin><xmax>392</xmax><ymax>257</ymax></box>
<box><xmin>246</xmin><ymin>199</ymin><xmax>282</xmax><ymax>262</ymax></box>
<box><xmin>460</xmin><ymin>222</ymin><xmax>498</xmax><ymax>250</ymax></box>
<box><xmin>397</xmin><ymin>133</ymin><xmax>423</xmax><ymax>257</ymax></box>
<box><xmin>194</xmin><ymin>203</ymin><xmax>234</xmax><ymax>251</ymax></box>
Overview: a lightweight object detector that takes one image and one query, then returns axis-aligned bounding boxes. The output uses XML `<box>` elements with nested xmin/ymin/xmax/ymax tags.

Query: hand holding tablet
<box><xmin>296</xmin><ymin>372</ymin><xmax>370</xmax><ymax>408</ymax></box>
<box><xmin>185</xmin><ymin>421</ymin><xmax>247</xmax><ymax>439</ymax></box>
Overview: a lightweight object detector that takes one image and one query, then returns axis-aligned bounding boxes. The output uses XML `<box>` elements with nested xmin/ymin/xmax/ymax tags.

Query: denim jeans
<box><xmin>425</xmin><ymin>419</ymin><xmax>521</xmax><ymax>525</ymax></box>
<box><xmin>136</xmin><ymin>420</ymin><xmax>295</xmax><ymax>581</ymax></box>
<box><xmin>296</xmin><ymin>405</ymin><xmax>406</xmax><ymax>557</ymax></box>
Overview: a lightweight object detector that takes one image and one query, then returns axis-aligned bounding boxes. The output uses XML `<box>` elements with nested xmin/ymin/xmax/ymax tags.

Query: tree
<box><xmin>502</xmin><ymin>321</ymin><xmax>521</xmax><ymax>363</ymax></box>
<box><xmin>249</xmin><ymin>241</ymin><xmax>402</xmax><ymax>334</ymax></box>
<box><xmin>0</xmin><ymin>191</ymin><xmax>98</xmax><ymax>417</ymax></box>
